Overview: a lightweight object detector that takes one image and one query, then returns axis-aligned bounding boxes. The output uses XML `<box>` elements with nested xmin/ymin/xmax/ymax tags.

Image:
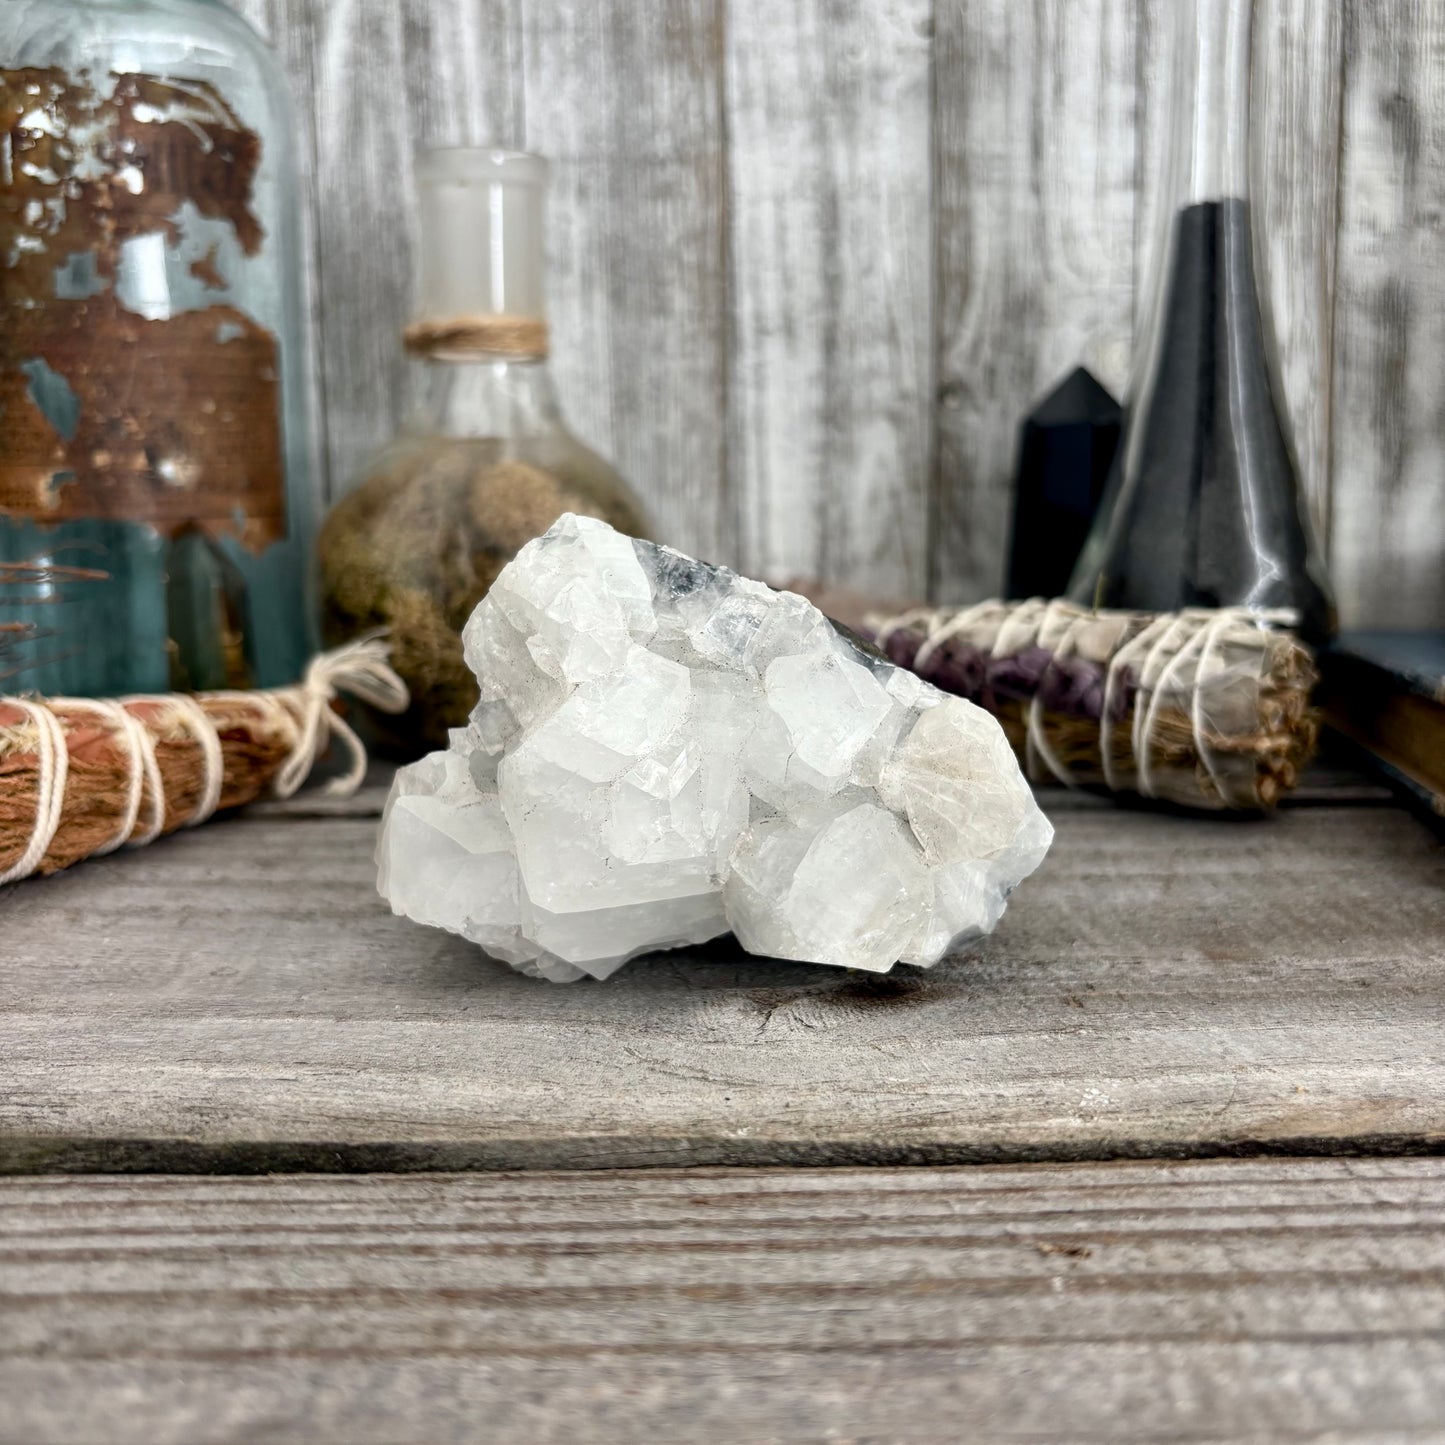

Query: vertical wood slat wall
<box><xmin>236</xmin><ymin>0</ymin><xmax>1445</xmax><ymax>630</ymax></box>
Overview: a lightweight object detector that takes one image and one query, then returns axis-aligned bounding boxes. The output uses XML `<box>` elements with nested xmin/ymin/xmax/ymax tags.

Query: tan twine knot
<box><xmin>271</xmin><ymin>633</ymin><xmax>411</xmax><ymax>799</ymax></box>
<box><xmin>867</xmin><ymin>599</ymin><xmax>1318</xmax><ymax>811</ymax></box>
<box><xmin>0</xmin><ymin>636</ymin><xmax>409</xmax><ymax>886</ymax></box>
<box><xmin>403</xmin><ymin>313</ymin><xmax>549</xmax><ymax>360</ymax></box>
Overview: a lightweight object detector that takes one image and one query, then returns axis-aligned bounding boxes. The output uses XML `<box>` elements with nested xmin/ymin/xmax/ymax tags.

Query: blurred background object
<box><xmin>0</xmin><ymin>0</ymin><xmax>318</xmax><ymax>695</ymax></box>
<box><xmin>1068</xmin><ymin>0</ymin><xmax>1334</xmax><ymax>640</ymax></box>
<box><xmin>1006</xmin><ymin>368</ymin><xmax>1120</xmax><ymax>602</ymax></box>
<box><xmin>868</xmin><ymin>597</ymin><xmax>1318</xmax><ymax>812</ymax></box>
<box><xmin>1320</xmin><ymin>630</ymin><xmax>1445</xmax><ymax>823</ymax></box>
<box><xmin>225</xmin><ymin>0</ymin><xmax>1444</xmax><ymax>637</ymax></box>
<box><xmin>318</xmin><ymin>148</ymin><xmax>648</xmax><ymax>752</ymax></box>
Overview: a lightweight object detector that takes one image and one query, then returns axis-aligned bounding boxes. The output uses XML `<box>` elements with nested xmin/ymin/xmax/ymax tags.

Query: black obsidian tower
<box><xmin>1068</xmin><ymin>0</ymin><xmax>1333</xmax><ymax>639</ymax></box>
<box><xmin>1006</xmin><ymin>367</ymin><xmax>1120</xmax><ymax>600</ymax></box>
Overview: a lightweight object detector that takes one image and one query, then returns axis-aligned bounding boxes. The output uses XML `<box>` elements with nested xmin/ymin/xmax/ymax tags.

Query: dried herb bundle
<box><xmin>0</xmin><ymin>691</ymin><xmax>294</xmax><ymax>878</ymax></box>
<box><xmin>0</xmin><ymin>639</ymin><xmax>405</xmax><ymax>884</ymax></box>
<box><xmin>868</xmin><ymin>599</ymin><xmax>1318</xmax><ymax>811</ymax></box>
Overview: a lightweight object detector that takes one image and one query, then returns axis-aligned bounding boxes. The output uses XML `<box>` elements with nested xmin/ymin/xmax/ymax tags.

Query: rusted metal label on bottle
<box><xmin>0</xmin><ymin>67</ymin><xmax>286</xmax><ymax>552</ymax></box>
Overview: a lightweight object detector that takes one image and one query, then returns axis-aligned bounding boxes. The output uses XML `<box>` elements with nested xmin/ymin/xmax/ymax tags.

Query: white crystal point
<box><xmin>377</xmin><ymin>514</ymin><xmax>1053</xmax><ymax>981</ymax></box>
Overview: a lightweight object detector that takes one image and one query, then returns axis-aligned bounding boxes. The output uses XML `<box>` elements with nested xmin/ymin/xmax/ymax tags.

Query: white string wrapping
<box><xmin>122</xmin><ymin>694</ymin><xmax>221</xmax><ymax>834</ymax></box>
<box><xmin>0</xmin><ymin>698</ymin><xmax>69</xmax><ymax>886</ymax></box>
<box><xmin>54</xmin><ymin>698</ymin><xmax>148</xmax><ymax>856</ymax></box>
<box><xmin>1024</xmin><ymin>602</ymin><xmax>1093</xmax><ymax>787</ymax></box>
<box><xmin>172</xmin><ymin>694</ymin><xmax>226</xmax><ymax>825</ymax></box>
<box><xmin>0</xmin><ymin>636</ymin><xmax>408</xmax><ymax>886</ymax></box>
<box><xmin>235</xmin><ymin>633</ymin><xmax>410</xmax><ymax>800</ymax></box>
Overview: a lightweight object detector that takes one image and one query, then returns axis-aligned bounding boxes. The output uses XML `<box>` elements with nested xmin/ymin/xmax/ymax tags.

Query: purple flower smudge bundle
<box><xmin>867</xmin><ymin>599</ymin><xmax>1317</xmax><ymax>811</ymax></box>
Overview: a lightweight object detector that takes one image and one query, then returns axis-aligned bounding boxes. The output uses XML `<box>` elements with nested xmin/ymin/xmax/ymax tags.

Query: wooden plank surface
<box><xmin>398</xmin><ymin>0</ymin><xmax>522</xmax><ymax>152</ymax></box>
<box><xmin>292</xmin><ymin>0</ymin><xmax>417</xmax><ymax>500</ymax></box>
<box><xmin>931</xmin><ymin>0</ymin><xmax>1139</xmax><ymax>602</ymax></box>
<box><xmin>519</xmin><ymin>1</ymin><xmax>730</xmax><ymax>564</ymax></box>
<box><xmin>1246</xmin><ymin>0</ymin><xmax>1346</xmax><ymax>549</ymax></box>
<box><xmin>727</xmin><ymin>0</ymin><xmax>935</xmax><ymax>595</ymax></box>
<box><xmin>1329</xmin><ymin>0</ymin><xmax>1445</xmax><ymax>629</ymax></box>
<box><xmin>2</xmin><ymin>797</ymin><xmax>1440</xmax><ymax>1173</ymax></box>
<box><xmin>4</xmin><ymin>1159</ymin><xmax>1445</xmax><ymax>1443</ymax></box>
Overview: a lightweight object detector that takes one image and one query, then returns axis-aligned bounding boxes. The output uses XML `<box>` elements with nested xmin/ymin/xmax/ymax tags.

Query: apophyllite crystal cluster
<box><xmin>377</xmin><ymin>515</ymin><xmax>1052</xmax><ymax>982</ymax></box>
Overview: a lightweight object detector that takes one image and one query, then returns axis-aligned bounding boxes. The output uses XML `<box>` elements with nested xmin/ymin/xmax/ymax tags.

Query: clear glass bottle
<box><xmin>1068</xmin><ymin>0</ymin><xmax>1333</xmax><ymax>640</ymax></box>
<box><xmin>319</xmin><ymin>148</ymin><xmax>651</xmax><ymax>754</ymax></box>
<box><xmin>0</xmin><ymin>0</ymin><xmax>317</xmax><ymax>695</ymax></box>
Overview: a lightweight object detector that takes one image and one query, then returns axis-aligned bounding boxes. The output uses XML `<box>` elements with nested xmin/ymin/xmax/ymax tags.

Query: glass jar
<box><xmin>0</xmin><ymin>0</ymin><xmax>317</xmax><ymax>695</ymax></box>
<box><xmin>1068</xmin><ymin>0</ymin><xmax>1333</xmax><ymax>640</ymax></box>
<box><xmin>319</xmin><ymin>148</ymin><xmax>651</xmax><ymax>755</ymax></box>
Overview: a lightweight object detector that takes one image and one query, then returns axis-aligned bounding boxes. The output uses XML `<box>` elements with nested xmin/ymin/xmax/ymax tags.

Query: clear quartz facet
<box><xmin>377</xmin><ymin>516</ymin><xmax>1053</xmax><ymax>981</ymax></box>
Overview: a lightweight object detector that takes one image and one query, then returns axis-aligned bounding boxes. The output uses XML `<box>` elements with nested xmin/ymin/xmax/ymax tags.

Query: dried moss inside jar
<box><xmin>319</xmin><ymin>149</ymin><xmax>649</xmax><ymax>753</ymax></box>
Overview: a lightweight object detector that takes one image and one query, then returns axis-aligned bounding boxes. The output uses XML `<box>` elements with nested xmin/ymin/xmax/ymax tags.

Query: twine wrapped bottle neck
<box><xmin>403</xmin><ymin>313</ymin><xmax>550</xmax><ymax>362</ymax></box>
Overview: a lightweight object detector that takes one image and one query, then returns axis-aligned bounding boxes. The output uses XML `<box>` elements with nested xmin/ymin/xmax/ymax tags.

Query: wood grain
<box><xmin>1329</xmin><ymin>0</ymin><xmax>1445</xmax><ymax>629</ymax></box>
<box><xmin>243</xmin><ymin>0</ymin><xmax>1444</xmax><ymax>624</ymax></box>
<box><xmin>1253</xmin><ymin>0</ymin><xmax>1346</xmax><ymax>551</ymax></box>
<box><xmin>399</xmin><ymin>0</ymin><xmax>521</xmax><ymax>151</ymax></box>
<box><xmin>726</xmin><ymin>0</ymin><xmax>935</xmax><ymax>595</ymax></box>
<box><xmin>519</xmin><ymin>1</ymin><xmax>730</xmax><ymax>565</ymax></box>
<box><xmin>2</xmin><ymin>800</ymin><xmax>1440</xmax><ymax>1173</ymax></box>
<box><xmin>300</xmin><ymin>0</ymin><xmax>416</xmax><ymax>498</ymax></box>
<box><xmin>4</xmin><ymin>1159</ymin><xmax>1445</xmax><ymax>1443</ymax></box>
<box><xmin>932</xmin><ymin>0</ymin><xmax>1139</xmax><ymax>602</ymax></box>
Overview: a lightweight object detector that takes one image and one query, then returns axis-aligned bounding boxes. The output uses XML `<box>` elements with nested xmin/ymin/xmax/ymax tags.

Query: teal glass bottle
<box><xmin>0</xmin><ymin>0</ymin><xmax>317</xmax><ymax>695</ymax></box>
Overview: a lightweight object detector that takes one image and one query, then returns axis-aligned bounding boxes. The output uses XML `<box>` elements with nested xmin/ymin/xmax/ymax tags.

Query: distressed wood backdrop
<box><xmin>234</xmin><ymin>0</ymin><xmax>1445</xmax><ymax>630</ymax></box>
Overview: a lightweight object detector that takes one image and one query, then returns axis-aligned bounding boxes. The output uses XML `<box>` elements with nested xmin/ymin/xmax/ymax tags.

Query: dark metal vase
<box><xmin>1069</xmin><ymin>0</ymin><xmax>1333</xmax><ymax>641</ymax></box>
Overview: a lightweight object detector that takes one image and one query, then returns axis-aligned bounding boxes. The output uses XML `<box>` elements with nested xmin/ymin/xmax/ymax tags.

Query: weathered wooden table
<box><xmin>3</xmin><ymin>769</ymin><xmax>1442</xmax><ymax>1442</ymax></box>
